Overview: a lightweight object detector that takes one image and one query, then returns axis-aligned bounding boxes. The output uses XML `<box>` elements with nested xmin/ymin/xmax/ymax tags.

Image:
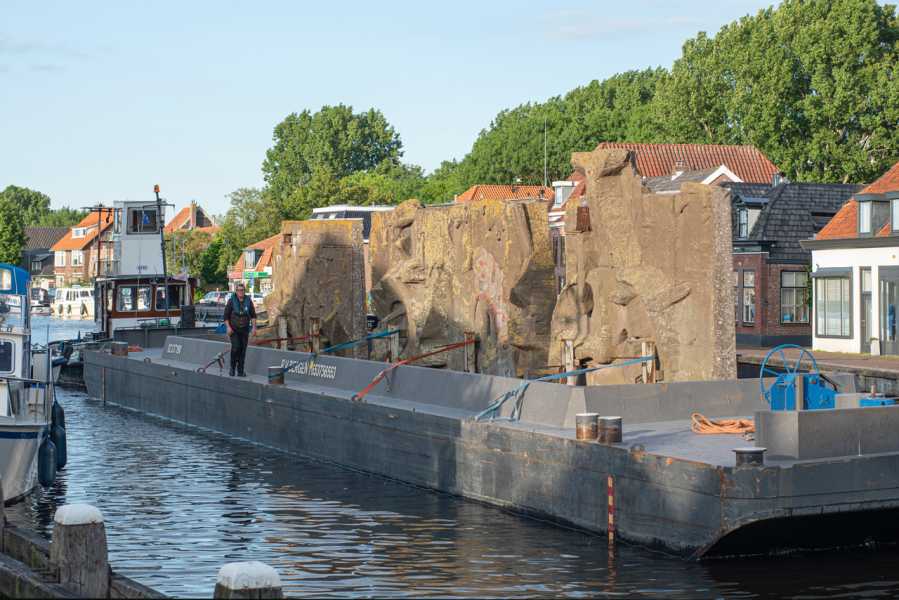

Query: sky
<box><xmin>1</xmin><ymin>0</ymin><xmax>780</xmax><ymax>217</ymax></box>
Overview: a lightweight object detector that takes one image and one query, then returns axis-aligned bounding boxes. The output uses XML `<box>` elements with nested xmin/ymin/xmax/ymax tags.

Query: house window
<box><xmin>737</xmin><ymin>209</ymin><xmax>748</xmax><ymax>238</ymax></box>
<box><xmin>816</xmin><ymin>276</ymin><xmax>851</xmax><ymax>337</ymax></box>
<box><xmin>116</xmin><ymin>286</ymin><xmax>152</xmax><ymax>312</ymax></box>
<box><xmin>892</xmin><ymin>198</ymin><xmax>899</xmax><ymax>231</ymax></box>
<box><xmin>72</xmin><ymin>227</ymin><xmax>86</xmax><ymax>239</ymax></box>
<box><xmin>859</xmin><ymin>201</ymin><xmax>872</xmax><ymax>234</ymax></box>
<box><xmin>781</xmin><ymin>271</ymin><xmax>809</xmax><ymax>324</ymax></box>
<box><xmin>31</xmin><ymin>260</ymin><xmax>42</xmax><ymax>273</ymax></box>
<box><xmin>742</xmin><ymin>270</ymin><xmax>756</xmax><ymax>324</ymax></box>
<box><xmin>54</xmin><ymin>251</ymin><xmax>66</xmax><ymax>267</ymax></box>
<box><xmin>71</xmin><ymin>250</ymin><xmax>84</xmax><ymax>267</ymax></box>
<box><xmin>127</xmin><ymin>208</ymin><xmax>160</xmax><ymax>234</ymax></box>
<box><xmin>733</xmin><ymin>270</ymin><xmax>740</xmax><ymax>321</ymax></box>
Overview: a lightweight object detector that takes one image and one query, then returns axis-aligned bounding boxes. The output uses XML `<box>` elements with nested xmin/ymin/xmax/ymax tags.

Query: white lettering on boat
<box><xmin>280</xmin><ymin>359</ymin><xmax>337</xmax><ymax>380</ymax></box>
<box><xmin>166</xmin><ymin>343</ymin><xmax>183</xmax><ymax>355</ymax></box>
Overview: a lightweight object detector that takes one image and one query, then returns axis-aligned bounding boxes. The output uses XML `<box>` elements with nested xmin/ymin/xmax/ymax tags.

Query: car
<box><xmin>250</xmin><ymin>293</ymin><xmax>265</xmax><ymax>305</ymax></box>
<box><xmin>199</xmin><ymin>291</ymin><xmax>230</xmax><ymax>306</ymax></box>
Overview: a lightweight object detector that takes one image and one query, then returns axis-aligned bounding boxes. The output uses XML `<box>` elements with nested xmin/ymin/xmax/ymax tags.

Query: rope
<box><xmin>319</xmin><ymin>329</ymin><xmax>400</xmax><ymax>355</ymax></box>
<box><xmin>352</xmin><ymin>339</ymin><xmax>476</xmax><ymax>402</ymax></box>
<box><xmin>690</xmin><ymin>413</ymin><xmax>755</xmax><ymax>435</ymax></box>
<box><xmin>475</xmin><ymin>355</ymin><xmax>656</xmax><ymax>422</ymax></box>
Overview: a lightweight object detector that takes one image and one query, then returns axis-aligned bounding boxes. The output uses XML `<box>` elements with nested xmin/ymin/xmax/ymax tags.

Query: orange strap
<box><xmin>690</xmin><ymin>413</ymin><xmax>755</xmax><ymax>435</ymax></box>
<box><xmin>127</xmin><ymin>345</ymin><xmax>143</xmax><ymax>353</ymax></box>
<box><xmin>353</xmin><ymin>339</ymin><xmax>476</xmax><ymax>402</ymax></box>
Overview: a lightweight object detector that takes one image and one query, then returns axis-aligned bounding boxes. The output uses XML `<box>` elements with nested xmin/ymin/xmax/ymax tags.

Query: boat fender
<box><xmin>51</xmin><ymin>423</ymin><xmax>67</xmax><ymax>470</ymax></box>
<box><xmin>38</xmin><ymin>434</ymin><xmax>57</xmax><ymax>487</ymax></box>
<box><xmin>52</xmin><ymin>400</ymin><xmax>66</xmax><ymax>430</ymax></box>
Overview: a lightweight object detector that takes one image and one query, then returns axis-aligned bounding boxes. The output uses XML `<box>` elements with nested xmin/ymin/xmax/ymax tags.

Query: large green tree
<box><xmin>652</xmin><ymin>0</ymin><xmax>899</xmax><ymax>183</ymax></box>
<box><xmin>216</xmin><ymin>187</ymin><xmax>279</xmax><ymax>274</ymax></box>
<box><xmin>0</xmin><ymin>185</ymin><xmax>51</xmax><ymax>225</ymax></box>
<box><xmin>34</xmin><ymin>206</ymin><xmax>87</xmax><ymax>227</ymax></box>
<box><xmin>0</xmin><ymin>196</ymin><xmax>27</xmax><ymax>264</ymax></box>
<box><xmin>262</xmin><ymin>105</ymin><xmax>404</xmax><ymax>207</ymax></box>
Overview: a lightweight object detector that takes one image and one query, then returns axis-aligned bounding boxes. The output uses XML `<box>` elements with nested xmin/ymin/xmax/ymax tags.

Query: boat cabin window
<box><xmin>0</xmin><ymin>341</ymin><xmax>12</xmax><ymax>373</ymax></box>
<box><xmin>117</xmin><ymin>286</ymin><xmax>152</xmax><ymax>312</ymax></box>
<box><xmin>127</xmin><ymin>208</ymin><xmax>160</xmax><ymax>234</ymax></box>
<box><xmin>0</xmin><ymin>294</ymin><xmax>26</xmax><ymax>329</ymax></box>
<box><xmin>155</xmin><ymin>284</ymin><xmax>186</xmax><ymax>310</ymax></box>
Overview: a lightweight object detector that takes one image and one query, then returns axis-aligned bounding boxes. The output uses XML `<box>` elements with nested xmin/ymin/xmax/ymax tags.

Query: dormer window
<box><xmin>859</xmin><ymin>201</ymin><xmax>872</xmax><ymax>234</ymax></box>
<box><xmin>890</xmin><ymin>193</ymin><xmax>899</xmax><ymax>232</ymax></box>
<box><xmin>738</xmin><ymin>209</ymin><xmax>749</xmax><ymax>238</ymax></box>
<box><xmin>72</xmin><ymin>227</ymin><xmax>86</xmax><ymax>239</ymax></box>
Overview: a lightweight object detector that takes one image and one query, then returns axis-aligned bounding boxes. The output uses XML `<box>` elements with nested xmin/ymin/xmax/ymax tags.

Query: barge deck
<box><xmin>83</xmin><ymin>336</ymin><xmax>899</xmax><ymax>558</ymax></box>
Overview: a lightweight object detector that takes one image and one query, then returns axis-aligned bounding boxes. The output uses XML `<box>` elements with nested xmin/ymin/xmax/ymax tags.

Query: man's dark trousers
<box><xmin>230</xmin><ymin>329</ymin><xmax>250</xmax><ymax>375</ymax></box>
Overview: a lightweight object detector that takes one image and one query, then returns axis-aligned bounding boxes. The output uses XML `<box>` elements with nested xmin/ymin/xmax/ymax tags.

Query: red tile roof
<box><xmin>228</xmin><ymin>233</ymin><xmax>280</xmax><ymax>279</ymax></box>
<box><xmin>456</xmin><ymin>184</ymin><xmax>553</xmax><ymax>202</ymax></box>
<box><xmin>815</xmin><ymin>161</ymin><xmax>899</xmax><ymax>240</ymax></box>
<box><xmin>594</xmin><ymin>142</ymin><xmax>780</xmax><ymax>184</ymax></box>
<box><xmin>164</xmin><ymin>203</ymin><xmax>219</xmax><ymax>234</ymax></box>
<box><xmin>51</xmin><ymin>209</ymin><xmax>115</xmax><ymax>251</ymax></box>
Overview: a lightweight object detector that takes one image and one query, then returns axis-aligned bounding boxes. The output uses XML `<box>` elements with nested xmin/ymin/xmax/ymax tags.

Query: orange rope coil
<box><xmin>690</xmin><ymin>413</ymin><xmax>755</xmax><ymax>435</ymax></box>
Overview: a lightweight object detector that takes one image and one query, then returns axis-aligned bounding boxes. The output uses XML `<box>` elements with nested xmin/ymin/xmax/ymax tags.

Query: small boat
<box><xmin>53</xmin><ymin>286</ymin><xmax>94</xmax><ymax>319</ymax></box>
<box><xmin>30</xmin><ymin>305</ymin><xmax>51</xmax><ymax>316</ymax></box>
<box><xmin>0</xmin><ymin>264</ymin><xmax>58</xmax><ymax>503</ymax></box>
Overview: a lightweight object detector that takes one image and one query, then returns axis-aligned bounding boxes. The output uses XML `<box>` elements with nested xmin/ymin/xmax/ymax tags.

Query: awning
<box><xmin>811</xmin><ymin>267</ymin><xmax>851</xmax><ymax>278</ymax></box>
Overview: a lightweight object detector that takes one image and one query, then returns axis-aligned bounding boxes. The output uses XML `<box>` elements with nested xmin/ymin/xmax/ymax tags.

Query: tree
<box><xmin>652</xmin><ymin>0</ymin><xmax>899</xmax><ymax>183</ymax></box>
<box><xmin>0</xmin><ymin>196</ymin><xmax>26</xmax><ymax>264</ymax></box>
<box><xmin>34</xmin><ymin>207</ymin><xmax>87</xmax><ymax>227</ymax></box>
<box><xmin>216</xmin><ymin>188</ymin><xmax>279</xmax><ymax>275</ymax></box>
<box><xmin>0</xmin><ymin>185</ymin><xmax>51</xmax><ymax>225</ymax></box>
<box><xmin>262</xmin><ymin>105</ymin><xmax>404</xmax><ymax>204</ymax></box>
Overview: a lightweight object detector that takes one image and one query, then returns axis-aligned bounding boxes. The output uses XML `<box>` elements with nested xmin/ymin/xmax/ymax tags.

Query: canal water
<box><xmin>8</xmin><ymin>319</ymin><xmax>899</xmax><ymax>597</ymax></box>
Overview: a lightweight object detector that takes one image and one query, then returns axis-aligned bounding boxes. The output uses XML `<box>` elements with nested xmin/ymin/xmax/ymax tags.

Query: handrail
<box><xmin>474</xmin><ymin>355</ymin><xmax>656</xmax><ymax>422</ymax></box>
<box><xmin>352</xmin><ymin>338</ymin><xmax>476</xmax><ymax>402</ymax></box>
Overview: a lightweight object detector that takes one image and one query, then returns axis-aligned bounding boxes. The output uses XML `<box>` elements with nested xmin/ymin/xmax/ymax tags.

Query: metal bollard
<box><xmin>214</xmin><ymin>561</ymin><xmax>283</xmax><ymax>599</ymax></box>
<box><xmin>733</xmin><ymin>447</ymin><xmax>766</xmax><ymax>467</ymax></box>
<box><xmin>110</xmin><ymin>341</ymin><xmax>128</xmax><ymax>357</ymax></box>
<box><xmin>309</xmin><ymin>318</ymin><xmax>321</xmax><ymax>354</ymax></box>
<box><xmin>267</xmin><ymin>366</ymin><xmax>284</xmax><ymax>386</ymax></box>
<box><xmin>576</xmin><ymin>413</ymin><xmax>599</xmax><ymax>441</ymax></box>
<box><xmin>598</xmin><ymin>416</ymin><xmax>622</xmax><ymax>444</ymax></box>
<box><xmin>50</xmin><ymin>504</ymin><xmax>110</xmax><ymax>598</ymax></box>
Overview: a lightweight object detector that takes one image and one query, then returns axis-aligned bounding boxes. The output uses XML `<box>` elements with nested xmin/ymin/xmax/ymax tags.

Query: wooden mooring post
<box><xmin>214</xmin><ymin>561</ymin><xmax>283</xmax><ymax>599</ymax></box>
<box><xmin>50</xmin><ymin>503</ymin><xmax>110</xmax><ymax>598</ymax></box>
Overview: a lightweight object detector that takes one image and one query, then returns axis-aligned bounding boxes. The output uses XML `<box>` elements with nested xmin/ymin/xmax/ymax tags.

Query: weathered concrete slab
<box><xmin>369</xmin><ymin>199</ymin><xmax>556</xmax><ymax>376</ymax></box>
<box><xmin>264</xmin><ymin>220</ymin><xmax>366</xmax><ymax>355</ymax></box>
<box><xmin>550</xmin><ymin>149</ymin><xmax>736</xmax><ymax>383</ymax></box>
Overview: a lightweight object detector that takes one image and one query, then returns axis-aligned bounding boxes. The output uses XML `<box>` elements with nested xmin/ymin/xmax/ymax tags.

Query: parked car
<box><xmin>199</xmin><ymin>291</ymin><xmax>230</xmax><ymax>306</ymax></box>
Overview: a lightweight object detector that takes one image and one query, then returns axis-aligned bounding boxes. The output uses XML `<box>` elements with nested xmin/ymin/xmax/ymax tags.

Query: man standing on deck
<box><xmin>224</xmin><ymin>283</ymin><xmax>256</xmax><ymax>377</ymax></box>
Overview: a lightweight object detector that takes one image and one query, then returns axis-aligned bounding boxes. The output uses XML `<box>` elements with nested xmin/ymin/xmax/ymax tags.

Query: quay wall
<box><xmin>83</xmin><ymin>339</ymin><xmax>899</xmax><ymax>558</ymax></box>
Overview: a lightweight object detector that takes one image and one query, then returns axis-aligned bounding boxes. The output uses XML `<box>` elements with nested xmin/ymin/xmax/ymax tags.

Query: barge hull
<box><xmin>83</xmin><ymin>338</ymin><xmax>899</xmax><ymax>558</ymax></box>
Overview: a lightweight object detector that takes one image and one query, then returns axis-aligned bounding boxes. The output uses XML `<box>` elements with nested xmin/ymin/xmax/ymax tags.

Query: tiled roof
<box><xmin>164</xmin><ymin>203</ymin><xmax>219</xmax><ymax>234</ymax></box>
<box><xmin>456</xmin><ymin>184</ymin><xmax>553</xmax><ymax>202</ymax></box>
<box><xmin>729</xmin><ymin>183</ymin><xmax>861</xmax><ymax>262</ymax></box>
<box><xmin>51</xmin><ymin>209</ymin><xmax>115</xmax><ymax>251</ymax></box>
<box><xmin>24</xmin><ymin>227</ymin><xmax>68</xmax><ymax>250</ymax></box>
<box><xmin>228</xmin><ymin>233</ymin><xmax>281</xmax><ymax>279</ymax></box>
<box><xmin>815</xmin><ymin>161</ymin><xmax>899</xmax><ymax>240</ymax></box>
<box><xmin>594</xmin><ymin>142</ymin><xmax>780</xmax><ymax>184</ymax></box>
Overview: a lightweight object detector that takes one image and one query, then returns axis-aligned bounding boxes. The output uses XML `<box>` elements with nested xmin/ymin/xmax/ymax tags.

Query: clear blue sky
<box><xmin>2</xmin><ymin>0</ymin><xmax>778</xmax><ymax>216</ymax></box>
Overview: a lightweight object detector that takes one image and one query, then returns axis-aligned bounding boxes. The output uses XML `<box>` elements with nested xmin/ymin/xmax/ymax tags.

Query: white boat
<box><xmin>53</xmin><ymin>286</ymin><xmax>94</xmax><ymax>319</ymax></box>
<box><xmin>0</xmin><ymin>264</ymin><xmax>56</xmax><ymax>503</ymax></box>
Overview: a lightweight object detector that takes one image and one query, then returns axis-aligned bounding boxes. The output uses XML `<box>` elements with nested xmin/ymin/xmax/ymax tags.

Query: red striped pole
<box><xmin>607</xmin><ymin>475</ymin><xmax>615</xmax><ymax>545</ymax></box>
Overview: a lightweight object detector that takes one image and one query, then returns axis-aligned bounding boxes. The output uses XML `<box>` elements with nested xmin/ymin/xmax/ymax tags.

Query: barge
<box><xmin>83</xmin><ymin>335</ymin><xmax>899</xmax><ymax>558</ymax></box>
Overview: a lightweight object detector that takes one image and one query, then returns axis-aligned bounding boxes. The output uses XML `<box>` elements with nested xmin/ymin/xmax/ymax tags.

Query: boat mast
<box><xmin>154</xmin><ymin>184</ymin><xmax>170</xmax><ymax>322</ymax></box>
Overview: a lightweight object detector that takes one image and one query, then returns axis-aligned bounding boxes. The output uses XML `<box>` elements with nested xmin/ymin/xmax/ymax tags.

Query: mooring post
<box><xmin>277</xmin><ymin>317</ymin><xmax>288</xmax><ymax>352</ymax></box>
<box><xmin>50</xmin><ymin>504</ymin><xmax>110</xmax><ymax>598</ymax></box>
<box><xmin>463</xmin><ymin>332</ymin><xmax>477</xmax><ymax>373</ymax></box>
<box><xmin>563</xmin><ymin>340</ymin><xmax>575</xmax><ymax>386</ymax></box>
<box><xmin>641</xmin><ymin>341</ymin><xmax>657</xmax><ymax>384</ymax></box>
<box><xmin>214</xmin><ymin>561</ymin><xmax>283</xmax><ymax>599</ymax></box>
<box><xmin>389</xmin><ymin>329</ymin><xmax>400</xmax><ymax>363</ymax></box>
<box><xmin>309</xmin><ymin>318</ymin><xmax>321</xmax><ymax>354</ymax></box>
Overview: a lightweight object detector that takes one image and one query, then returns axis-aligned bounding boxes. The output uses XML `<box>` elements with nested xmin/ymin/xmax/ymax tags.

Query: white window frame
<box><xmin>815</xmin><ymin>276</ymin><xmax>852</xmax><ymax>338</ymax></box>
<box><xmin>54</xmin><ymin>251</ymin><xmax>66</xmax><ymax>267</ymax></box>
<box><xmin>742</xmin><ymin>270</ymin><xmax>756</xmax><ymax>325</ymax></box>
<box><xmin>71</xmin><ymin>250</ymin><xmax>84</xmax><ymax>267</ymax></box>
<box><xmin>859</xmin><ymin>201</ymin><xmax>872</xmax><ymax>235</ymax></box>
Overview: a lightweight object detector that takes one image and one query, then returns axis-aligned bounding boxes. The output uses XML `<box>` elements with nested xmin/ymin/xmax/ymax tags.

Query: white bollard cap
<box><xmin>217</xmin><ymin>561</ymin><xmax>282</xmax><ymax>590</ymax></box>
<box><xmin>54</xmin><ymin>503</ymin><xmax>104</xmax><ymax>526</ymax></box>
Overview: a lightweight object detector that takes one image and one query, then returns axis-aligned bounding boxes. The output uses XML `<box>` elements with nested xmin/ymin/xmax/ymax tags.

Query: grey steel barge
<box><xmin>83</xmin><ymin>336</ymin><xmax>899</xmax><ymax>558</ymax></box>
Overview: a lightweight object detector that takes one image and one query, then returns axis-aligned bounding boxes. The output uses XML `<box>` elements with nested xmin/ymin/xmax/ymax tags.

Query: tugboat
<box><xmin>0</xmin><ymin>264</ymin><xmax>61</xmax><ymax>502</ymax></box>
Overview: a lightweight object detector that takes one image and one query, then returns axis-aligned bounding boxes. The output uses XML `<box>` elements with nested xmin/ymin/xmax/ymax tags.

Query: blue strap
<box><xmin>474</xmin><ymin>355</ymin><xmax>655</xmax><ymax>422</ymax></box>
<box><xmin>319</xmin><ymin>329</ymin><xmax>401</xmax><ymax>355</ymax></box>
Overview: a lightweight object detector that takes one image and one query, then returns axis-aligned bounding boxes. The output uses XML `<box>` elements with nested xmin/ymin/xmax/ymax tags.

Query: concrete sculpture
<box><xmin>369</xmin><ymin>199</ymin><xmax>556</xmax><ymax>376</ymax></box>
<box><xmin>549</xmin><ymin>148</ymin><xmax>736</xmax><ymax>383</ymax></box>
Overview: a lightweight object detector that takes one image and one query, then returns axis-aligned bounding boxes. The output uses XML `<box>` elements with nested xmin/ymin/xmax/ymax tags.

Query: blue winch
<box><xmin>759</xmin><ymin>345</ymin><xmax>837</xmax><ymax>410</ymax></box>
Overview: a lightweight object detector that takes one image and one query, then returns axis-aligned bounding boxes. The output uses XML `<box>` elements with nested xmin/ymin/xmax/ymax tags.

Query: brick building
<box><xmin>50</xmin><ymin>209</ymin><xmax>115</xmax><ymax>287</ymax></box>
<box><xmin>164</xmin><ymin>201</ymin><xmax>218</xmax><ymax>234</ymax></box>
<box><xmin>728</xmin><ymin>182</ymin><xmax>862</xmax><ymax>346</ymax></box>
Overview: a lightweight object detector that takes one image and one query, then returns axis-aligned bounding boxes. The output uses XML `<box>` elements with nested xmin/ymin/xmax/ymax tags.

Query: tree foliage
<box><xmin>33</xmin><ymin>206</ymin><xmax>88</xmax><ymax>227</ymax></box>
<box><xmin>0</xmin><ymin>195</ymin><xmax>26</xmax><ymax>264</ymax></box>
<box><xmin>0</xmin><ymin>185</ymin><xmax>87</xmax><ymax>227</ymax></box>
<box><xmin>166</xmin><ymin>229</ymin><xmax>227</xmax><ymax>288</ymax></box>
